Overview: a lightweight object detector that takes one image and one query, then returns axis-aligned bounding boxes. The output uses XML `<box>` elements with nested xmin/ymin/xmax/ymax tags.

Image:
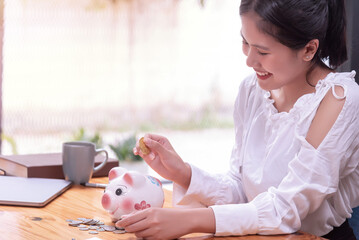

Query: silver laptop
<box><xmin>0</xmin><ymin>176</ymin><xmax>72</xmax><ymax>207</ymax></box>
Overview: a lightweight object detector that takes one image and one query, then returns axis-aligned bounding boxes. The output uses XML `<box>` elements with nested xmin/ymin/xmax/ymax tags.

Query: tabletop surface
<box><xmin>0</xmin><ymin>177</ymin><xmax>325</xmax><ymax>240</ymax></box>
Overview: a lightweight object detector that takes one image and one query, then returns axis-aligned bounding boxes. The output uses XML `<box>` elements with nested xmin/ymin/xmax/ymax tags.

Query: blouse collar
<box><xmin>261</xmin><ymin>71</ymin><xmax>356</xmax><ymax>120</ymax></box>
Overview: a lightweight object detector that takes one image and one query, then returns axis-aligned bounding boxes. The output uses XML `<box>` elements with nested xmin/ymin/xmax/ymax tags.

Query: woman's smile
<box><xmin>255</xmin><ymin>70</ymin><xmax>273</xmax><ymax>80</ymax></box>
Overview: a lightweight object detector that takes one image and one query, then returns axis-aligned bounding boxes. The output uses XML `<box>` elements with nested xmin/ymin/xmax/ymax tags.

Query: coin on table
<box><xmin>87</xmin><ymin>219</ymin><xmax>98</xmax><ymax>225</ymax></box>
<box><xmin>113</xmin><ymin>230</ymin><xmax>126</xmax><ymax>234</ymax></box>
<box><xmin>68</xmin><ymin>220</ymin><xmax>83</xmax><ymax>226</ymax></box>
<box><xmin>139</xmin><ymin>137</ymin><xmax>150</xmax><ymax>155</ymax></box>
<box><xmin>103</xmin><ymin>225</ymin><xmax>117</xmax><ymax>231</ymax></box>
<box><xmin>82</xmin><ymin>218</ymin><xmax>94</xmax><ymax>225</ymax></box>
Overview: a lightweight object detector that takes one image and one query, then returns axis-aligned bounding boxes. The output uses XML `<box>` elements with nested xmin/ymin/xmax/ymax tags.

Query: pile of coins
<box><xmin>66</xmin><ymin>218</ymin><xmax>126</xmax><ymax>235</ymax></box>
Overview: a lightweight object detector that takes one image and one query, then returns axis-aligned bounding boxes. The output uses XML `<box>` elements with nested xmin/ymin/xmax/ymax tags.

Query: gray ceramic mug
<box><xmin>62</xmin><ymin>141</ymin><xmax>108</xmax><ymax>184</ymax></box>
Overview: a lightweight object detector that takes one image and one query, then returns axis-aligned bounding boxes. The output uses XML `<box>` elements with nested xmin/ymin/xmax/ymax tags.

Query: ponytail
<box><xmin>320</xmin><ymin>0</ymin><xmax>347</xmax><ymax>69</ymax></box>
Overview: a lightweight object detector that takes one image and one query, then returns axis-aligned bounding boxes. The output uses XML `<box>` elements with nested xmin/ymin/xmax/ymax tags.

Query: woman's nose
<box><xmin>246</xmin><ymin>48</ymin><xmax>259</xmax><ymax>68</ymax></box>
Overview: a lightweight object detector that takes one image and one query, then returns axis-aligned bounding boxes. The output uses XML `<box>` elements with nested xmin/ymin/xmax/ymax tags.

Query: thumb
<box><xmin>143</xmin><ymin>137</ymin><xmax>169</xmax><ymax>157</ymax></box>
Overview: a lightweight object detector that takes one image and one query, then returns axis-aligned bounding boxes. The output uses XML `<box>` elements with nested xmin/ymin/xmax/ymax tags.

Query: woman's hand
<box><xmin>116</xmin><ymin>207</ymin><xmax>215</xmax><ymax>240</ymax></box>
<box><xmin>134</xmin><ymin>133</ymin><xmax>191</xmax><ymax>189</ymax></box>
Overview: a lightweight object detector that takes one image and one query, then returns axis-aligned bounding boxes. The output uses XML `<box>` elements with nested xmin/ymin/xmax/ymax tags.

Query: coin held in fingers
<box><xmin>139</xmin><ymin>137</ymin><xmax>151</xmax><ymax>155</ymax></box>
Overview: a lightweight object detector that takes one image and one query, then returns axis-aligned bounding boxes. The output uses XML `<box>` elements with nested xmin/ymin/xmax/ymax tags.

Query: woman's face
<box><xmin>240</xmin><ymin>13</ymin><xmax>308</xmax><ymax>91</ymax></box>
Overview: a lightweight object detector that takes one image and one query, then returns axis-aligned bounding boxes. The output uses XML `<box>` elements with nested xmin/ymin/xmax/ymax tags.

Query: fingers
<box><xmin>133</xmin><ymin>145</ymin><xmax>155</xmax><ymax>161</ymax></box>
<box><xmin>116</xmin><ymin>212</ymin><xmax>147</xmax><ymax>232</ymax></box>
<box><xmin>132</xmin><ymin>228</ymin><xmax>156</xmax><ymax>239</ymax></box>
<box><xmin>133</xmin><ymin>138</ymin><xmax>153</xmax><ymax>159</ymax></box>
<box><xmin>144</xmin><ymin>133</ymin><xmax>168</xmax><ymax>143</ymax></box>
<box><xmin>134</xmin><ymin>134</ymin><xmax>169</xmax><ymax>158</ymax></box>
<box><xmin>133</xmin><ymin>146</ymin><xmax>139</xmax><ymax>155</ymax></box>
<box><xmin>116</xmin><ymin>209</ymin><xmax>162</xmax><ymax>240</ymax></box>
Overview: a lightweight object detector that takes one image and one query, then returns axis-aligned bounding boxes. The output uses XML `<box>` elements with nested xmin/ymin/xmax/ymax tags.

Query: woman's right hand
<box><xmin>134</xmin><ymin>133</ymin><xmax>192</xmax><ymax>189</ymax></box>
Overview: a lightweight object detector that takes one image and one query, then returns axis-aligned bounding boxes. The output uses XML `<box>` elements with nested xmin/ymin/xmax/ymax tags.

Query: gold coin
<box><xmin>139</xmin><ymin>137</ymin><xmax>150</xmax><ymax>155</ymax></box>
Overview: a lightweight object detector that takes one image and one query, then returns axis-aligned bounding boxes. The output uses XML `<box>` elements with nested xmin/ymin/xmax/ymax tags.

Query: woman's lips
<box><xmin>256</xmin><ymin>71</ymin><xmax>273</xmax><ymax>80</ymax></box>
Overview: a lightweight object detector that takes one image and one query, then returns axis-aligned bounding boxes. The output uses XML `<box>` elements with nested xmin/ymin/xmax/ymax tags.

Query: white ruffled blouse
<box><xmin>173</xmin><ymin>71</ymin><xmax>359</xmax><ymax>236</ymax></box>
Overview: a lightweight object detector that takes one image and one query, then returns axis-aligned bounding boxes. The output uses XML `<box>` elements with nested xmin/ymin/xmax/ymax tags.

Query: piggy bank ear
<box><xmin>122</xmin><ymin>172</ymin><xmax>146</xmax><ymax>187</ymax></box>
<box><xmin>109</xmin><ymin>167</ymin><xmax>128</xmax><ymax>181</ymax></box>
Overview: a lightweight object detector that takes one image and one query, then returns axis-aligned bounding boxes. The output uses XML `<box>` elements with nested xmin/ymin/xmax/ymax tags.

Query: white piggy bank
<box><xmin>101</xmin><ymin>167</ymin><xmax>164</xmax><ymax>221</ymax></box>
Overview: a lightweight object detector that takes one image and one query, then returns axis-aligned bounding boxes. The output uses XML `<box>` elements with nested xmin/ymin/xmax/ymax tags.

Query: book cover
<box><xmin>0</xmin><ymin>153</ymin><xmax>119</xmax><ymax>179</ymax></box>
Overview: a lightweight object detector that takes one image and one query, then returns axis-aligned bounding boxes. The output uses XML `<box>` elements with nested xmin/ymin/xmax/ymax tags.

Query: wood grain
<box><xmin>0</xmin><ymin>177</ymin><xmax>326</xmax><ymax>240</ymax></box>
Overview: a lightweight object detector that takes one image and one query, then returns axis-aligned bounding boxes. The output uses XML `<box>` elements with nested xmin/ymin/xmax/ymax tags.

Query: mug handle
<box><xmin>93</xmin><ymin>149</ymin><xmax>109</xmax><ymax>173</ymax></box>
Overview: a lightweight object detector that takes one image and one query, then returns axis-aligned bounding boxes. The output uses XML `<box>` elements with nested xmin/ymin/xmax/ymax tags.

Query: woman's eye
<box><xmin>257</xmin><ymin>48</ymin><xmax>269</xmax><ymax>56</ymax></box>
<box><xmin>258</xmin><ymin>51</ymin><xmax>269</xmax><ymax>56</ymax></box>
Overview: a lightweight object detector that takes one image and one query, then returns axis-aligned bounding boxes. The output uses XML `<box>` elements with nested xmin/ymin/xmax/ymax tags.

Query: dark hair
<box><xmin>240</xmin><ymin>0</ymin><xmax>347</xmax><ymax>69</ymax></box>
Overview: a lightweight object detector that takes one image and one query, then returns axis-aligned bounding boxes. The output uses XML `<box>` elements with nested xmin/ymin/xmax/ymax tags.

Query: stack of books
<box><xmin>0</xmin><ymin>153</ymin><xmax>119</xmax><ymax>179</ymax></box>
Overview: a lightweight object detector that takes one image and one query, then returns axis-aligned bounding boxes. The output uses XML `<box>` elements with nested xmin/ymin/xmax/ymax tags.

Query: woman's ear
<box><xmin>302</xmin><ymin>39</ymin><xmax>319</xmax><ymax>62</ymax></box>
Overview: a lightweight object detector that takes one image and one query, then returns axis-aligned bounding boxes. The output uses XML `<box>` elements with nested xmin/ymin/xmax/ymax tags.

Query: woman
<box><xmin>117</xmin><ymin>1</ymin><xmax>359</xmax><ymax>239</ymax></box>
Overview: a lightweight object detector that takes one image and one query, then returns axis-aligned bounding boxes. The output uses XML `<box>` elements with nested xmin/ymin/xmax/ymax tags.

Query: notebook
<box><xmin>0</xmin><ymin>176</ymin><xmax>72</xmax><ymax>207</ymax></box>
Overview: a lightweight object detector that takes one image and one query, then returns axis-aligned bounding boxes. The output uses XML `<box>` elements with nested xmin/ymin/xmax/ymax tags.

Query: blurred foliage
<box><xmin>71</xmin><ymin>128</ymin><xmax>142</xmax><ymax>162</ymax></box>
<box><xmin>1</xmin><ymin>134</ymin><xmax>18</xmax><ymax>154</ymax></box>
<box><xmin>109</xmin><ymin>134</ymin><xmax>143</xmax><ymax>162</ymax></box>
<box><xmin>199</xmin><ymin>0</ymin><xmax>207</xmax><ymax>8</ymax></box>
<box><xmin>72</xmin><ymin>127</ymin><xmax>103</xmax><ymax>148</ymax></box>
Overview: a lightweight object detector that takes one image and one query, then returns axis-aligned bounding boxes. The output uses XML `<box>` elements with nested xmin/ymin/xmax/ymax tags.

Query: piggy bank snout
<box><xmin>102</xmin><ymin>193</ymin><xmax>112</xmax><ymax>210</ymax></box>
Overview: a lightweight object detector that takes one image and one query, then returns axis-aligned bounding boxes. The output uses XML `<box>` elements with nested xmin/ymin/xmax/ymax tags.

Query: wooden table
<box><xmin>0</xmin><ymin>177</ymin><xmax>325</xmax><ymax>240</ymax></box>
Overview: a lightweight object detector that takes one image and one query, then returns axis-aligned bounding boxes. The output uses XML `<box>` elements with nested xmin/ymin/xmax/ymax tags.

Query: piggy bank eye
<box><xmin>115</xmin><ymin>188</ymin><xmax>122</xmax><ymax>195</ymax></box>
<box><xmin>115</xmin><ymin>186</ymin><xmax>127</xmax><ymax>196</ymax></box>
